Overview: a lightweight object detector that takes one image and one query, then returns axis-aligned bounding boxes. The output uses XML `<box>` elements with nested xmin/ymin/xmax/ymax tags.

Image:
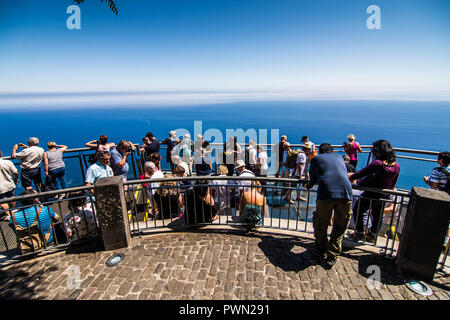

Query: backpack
<box><xmin>286</xmin><ymin>149</ymin><xmax>302</xmax><ymax>169</ymax></box>
<box><xmin>437</xmin><ymin>167</ymin><xmax>450</xmax><ymax>194</ymax></box>
<box><xmin>11</xmin><ymin>207</ymin><xmax>50</xmax><ymax>254</ymax></box>
<box><xmin>242</xmin><ymin>205</ymin><xmax>263</xmax><ymax>227</ymax></box>
<box><xmin>308</xmin><ymin>145</ymin><xmax>318</xmax><ymax>161</ymax></box>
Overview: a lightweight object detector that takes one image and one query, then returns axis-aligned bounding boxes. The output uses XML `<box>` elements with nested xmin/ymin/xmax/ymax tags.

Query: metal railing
<box><xmin>1</xmin><ymin>142</ymin><xmax>440</xmax><ymax>194</ymax></box>
<box><xmin>0</xmin><ymin>186</ymin><xmax>99</xmax><ymax>264</ymax></box>
<box><xmin>0</xmin><ymin>175</ymin><xmax>448</xmax><ymax>275</ymax></box>
<box><xmin>124</xmin><ymin>176</ymin><xmax>448</xmax><ymax>273</ymax></box>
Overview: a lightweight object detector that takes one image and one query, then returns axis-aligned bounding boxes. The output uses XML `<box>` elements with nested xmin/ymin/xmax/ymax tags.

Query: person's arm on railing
<box><xmin>85</xmin><ymin>140</ymin><xmax>98</xmax><ymax>149</ymax></box>
<box><xmin>357</xmin><ymin>142</ymin><xmax>363</xmax><ymax>153</ymax></box>
<box><xmin>58</xmin><ymin>145</ymin><xmax>68</xmax><ymax>153</ymax></box>
<box><xmin>348</xmin><ymin>160</ymin><xmax>378</xmax><ymax>182</ymax></box>
<box><xmin>44</xmin><ymin>152</ymin><xmax>49</xmax><ymax>175</ymax></box>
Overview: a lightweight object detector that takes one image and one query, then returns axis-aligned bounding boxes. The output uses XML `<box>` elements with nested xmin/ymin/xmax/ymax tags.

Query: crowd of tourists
<box><xmin>0</xmin><ymin>132</ymin><xmax>448</xmax><ymax>268</ymax></box>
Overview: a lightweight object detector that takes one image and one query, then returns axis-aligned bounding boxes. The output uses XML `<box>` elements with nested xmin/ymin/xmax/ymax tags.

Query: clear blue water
<box><xmin>0</xmin><ymin>100</ymin><xmax>448</xmax><ymax>191</ymax></box>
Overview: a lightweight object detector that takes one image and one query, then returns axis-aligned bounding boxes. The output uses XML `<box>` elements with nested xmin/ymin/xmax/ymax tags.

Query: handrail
<box><xmin>0</xmin><ymin>143</ymin><xmax>441</xmax><ymax>159</ymax></box>
<box><xmin>0</xmin><ymin>176</ymin><xmax>410</xmax><ymax>206</ymax></box>
<box><xmin>0</xmin><ymin>185</ymin><xmax>92</xmax><ymax>205</ymax></box>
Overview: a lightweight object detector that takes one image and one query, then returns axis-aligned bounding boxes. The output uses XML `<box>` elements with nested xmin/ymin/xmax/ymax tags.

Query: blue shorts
<box><xmin>0</xmin><ymin>189</ymin><xmax>15</xmax><ymax>199</ymax></box>
<box><xmin>21</xmin><ymin>167</ymin><xmax>42</xmax><ymax>188</ymax></box>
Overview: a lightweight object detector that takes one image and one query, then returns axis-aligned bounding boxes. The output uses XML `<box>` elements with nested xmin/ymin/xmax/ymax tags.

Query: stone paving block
<box><xmin>347</xmin><ymin>289</ymin><xmax>360</xmax><ymax>300</ymax></box>
<box><xmin>377</xmin><ymin>288</ymin><xmax>395</xmax><ymax>300</ymax></box>
<box><xmin>117</xmin><ymin>281</ymin><xmax>133</xmax><ymax>296</ymax></box>
<box><xmin>334</xmin><ymin>284</ymin><xmax>350</xmax><ymax>300</ymax></box>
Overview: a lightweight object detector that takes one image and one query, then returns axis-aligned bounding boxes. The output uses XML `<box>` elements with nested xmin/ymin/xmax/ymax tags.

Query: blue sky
<box><xmin>0</xmin><ymin>0</ymin><xmax>449</xmax><ymax>102</ymax></box>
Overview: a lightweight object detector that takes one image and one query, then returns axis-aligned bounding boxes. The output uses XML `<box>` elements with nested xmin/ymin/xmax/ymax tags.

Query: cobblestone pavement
<box><xmin>0</xmin><ymin>230</ymin><xmax>448</xmax><ymax>300</ymax></box>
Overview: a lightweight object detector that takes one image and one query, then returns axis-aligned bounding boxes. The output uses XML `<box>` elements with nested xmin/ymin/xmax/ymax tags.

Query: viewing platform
<box><xmin>0</xmin><ymin>143</ymin><xmax>448</xmax><ymax>301</ymax></box>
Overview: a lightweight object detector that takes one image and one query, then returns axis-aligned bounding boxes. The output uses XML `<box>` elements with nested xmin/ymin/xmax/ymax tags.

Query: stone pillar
<box><xmin>94</xmin><ymin>176</ymin><xmax>131</xmax><ymax>251</ymax></box>
<box><xmin>397</xmin><ymin>187</ymin><xmax>450</xmax><ymax>281</ymax></box>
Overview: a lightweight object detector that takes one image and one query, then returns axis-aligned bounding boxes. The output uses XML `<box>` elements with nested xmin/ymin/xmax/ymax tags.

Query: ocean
<box><xmin>0</xmin><ymin>100</ymin><xmax>449</xmax><ymax>191</ymax></box>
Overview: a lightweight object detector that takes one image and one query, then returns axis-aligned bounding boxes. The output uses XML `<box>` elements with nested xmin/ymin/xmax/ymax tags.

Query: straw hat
<box><xmin>235</xmin><ymin>160</ymin><xmax>246</xmax><ymax>169</ymax></box>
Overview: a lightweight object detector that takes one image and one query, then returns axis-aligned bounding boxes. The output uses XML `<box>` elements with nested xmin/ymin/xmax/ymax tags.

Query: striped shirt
<box><xmin>429</xmin><ymin>166</ymin><xmax>449</xmax><ymax>190</ymax></box>
<box><xmin>10</xmin><ymin>206</ymin><xmax>56</xmax><ymax>244</ymax></box>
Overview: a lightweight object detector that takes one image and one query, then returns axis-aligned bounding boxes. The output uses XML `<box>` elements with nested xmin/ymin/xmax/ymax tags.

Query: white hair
<box><xmin>169</xmin><ymin>130</ymin><xmax>176</xmax><ymax>137</ymax></box>
<box><xmin>28</xmin><ymin>137</ymin><xmax>39</xmax><ymax>146</ymax></box>
<box><xmin>171</xmin><ymin>155</ymin><xmax>181</xmax><ymax>165</ymax></box>
<box><xmin>144</xmin><ymin>161</ymin><xmax>156</xmax><ymax>172</ymax></box>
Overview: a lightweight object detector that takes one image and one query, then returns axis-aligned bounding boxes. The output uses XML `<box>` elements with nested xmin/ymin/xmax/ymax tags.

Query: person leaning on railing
<box><xmin>11</xmin><ymin>137</ymin><xmax>45</xmax><ymax>191</ymax></box>
<box><xmin>0</xmin><ymin>149</ymin><xmax>19</xmax><ymax>221</ymax></box>
<box><xmin>85</xmin><ymin>135</ymin><xmax>116</xmax><ymax>152</ymax></box>
<box><xmin>305</xmin><ymin>143</ymin><xmax>353</xmax><ymax>269</ymax></box>
<box><xmin>44</xmin><ymin>142</ymin><xmax>68</xmax><ymax>196</ymax></box>
<box><xmin>347</xmin><ymin>140</ymin><xmax>400</xmax><ymax>244</ymax></box>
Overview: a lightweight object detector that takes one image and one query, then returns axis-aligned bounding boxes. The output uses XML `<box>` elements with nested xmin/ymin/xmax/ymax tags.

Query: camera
<box><xmin>127</xmin><ymin>146</ymin><xmax>133</xmax><ymax>153</ymax></box>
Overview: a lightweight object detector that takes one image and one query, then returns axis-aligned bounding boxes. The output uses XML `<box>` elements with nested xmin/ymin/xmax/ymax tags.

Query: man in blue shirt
<box><xmin>109</xmin><ymin>140</ymin><xmax>136</xmax><ymax>181</ymax></box>
<box><xmin>85</xmin><ymin>151</ymin><xmax>113</xmax><ymax>192</ymax></box>
<box><xmin>306</xmin><ymin>143</ymin><xmax>353</xmax><ymax>269</ymax></box>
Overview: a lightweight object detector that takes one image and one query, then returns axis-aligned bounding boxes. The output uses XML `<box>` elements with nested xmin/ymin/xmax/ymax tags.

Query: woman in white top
<box><xmin>257</xmin><ymin>145</ymin><xmax>269</xmax><ymax>176</ymax></box>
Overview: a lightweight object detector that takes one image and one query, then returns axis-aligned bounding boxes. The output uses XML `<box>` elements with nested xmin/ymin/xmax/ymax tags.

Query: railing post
<box><xmin>396</xmin><ymin>187</ymin><xmax>450</xmax><ymax>280</ymax></box>
<box><xmin>94</xmin><ymin>176</ymin><xmax>131</xmax><ymax>250</ymax></box>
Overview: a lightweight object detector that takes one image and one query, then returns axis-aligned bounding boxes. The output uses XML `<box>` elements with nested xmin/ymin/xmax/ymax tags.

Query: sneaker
<box><xmin>0</xmin><ymin>215</ymin><xmax>10</xmax><ymax>222</ymax></box>
<box><xmin>324</xmin><ymin>255</ymin><xmax>337</xmax><ymax>269</ymax></box>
